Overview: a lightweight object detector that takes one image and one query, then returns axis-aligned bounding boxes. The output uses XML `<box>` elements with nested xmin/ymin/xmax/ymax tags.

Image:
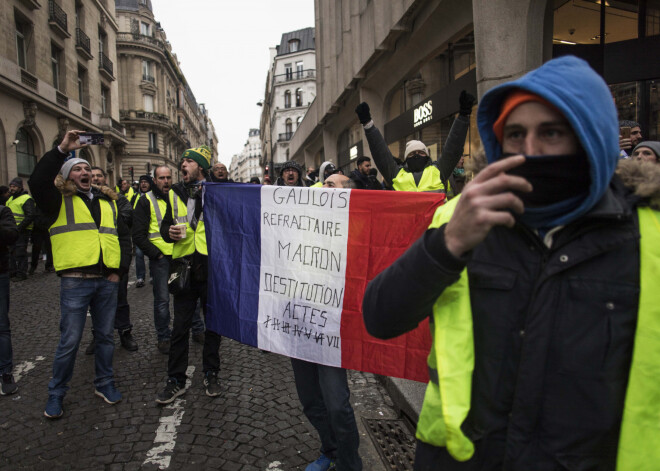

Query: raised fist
<box><xmin>355</xmin><ymin>102</ymin><xmax>372</xmax><ymax>125</ymax></box>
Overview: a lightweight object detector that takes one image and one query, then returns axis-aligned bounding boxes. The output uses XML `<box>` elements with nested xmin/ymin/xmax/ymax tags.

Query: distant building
<box><xmin>230</xmin><ymin>129</ymin><xmax>262</xmax><ymax>183</ymax></box>
<box><xmin>259</xmin><ymin>27</ymin><xmax>316</xmax><ymax>179</ymax></box>
<box><xmin>114</xmin><ymin>0</ymin><xmax>217</xmax><ymax>183</ymax></box>
<box><xmin>0</xmin><ymin>0</ymin><xmax>127</xmax><ymax>185</ymax></box>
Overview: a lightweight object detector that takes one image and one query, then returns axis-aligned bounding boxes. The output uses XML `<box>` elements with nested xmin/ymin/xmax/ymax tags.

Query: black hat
<box><xmin>9</xmin><ymin>177</ymin><xmax>23</xmax><ymax>188</ymax></box>
<box><xmin>138</xmin><ymin>175</ymin><xmax>153</xmax><ymax>185</ymax></box>
<box><xmin>279</xmin><ymin>161</ymin><xmax>303</xmax><ymax>177</ymax></box>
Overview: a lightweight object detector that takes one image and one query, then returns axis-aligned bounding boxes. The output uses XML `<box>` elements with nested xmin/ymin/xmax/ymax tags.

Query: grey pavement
<box><xmin>1</xmin><ymin>260</ymin><xmax>416</xmax><ymax>470</ymax></box>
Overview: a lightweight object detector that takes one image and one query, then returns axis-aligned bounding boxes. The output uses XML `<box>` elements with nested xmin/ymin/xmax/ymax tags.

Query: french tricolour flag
<box><xmin>204</xmin><ymin>183</ymin><xmax>444</xmax><ymax>382</ymax></box>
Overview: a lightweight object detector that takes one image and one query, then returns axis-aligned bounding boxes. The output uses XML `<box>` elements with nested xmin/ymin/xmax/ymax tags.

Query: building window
<box><xmin>101</xmin><ymin>85</ymin><xmax>108</xmax><ymax>114</ymax></box>
<box><xmin>285</xmin><ymin>63</ymin><xmax>292</xmax><ymax>81</ymax></box>
<box><xmin>295</xmin><ymin>88</ymin><xmax>303</xmax><ymax>107</ymax></box>
<box><xmin>15</xmin><ymin>16</ymin><xmax>31</xmax><ymax>70</ymax></box>
<box><xmin>288</xmin><ymin>39</ymin><xmax>300</xmax><ymax>53</ymax></box>
<box><xmin>77</xmin><ymin>65</ymin><xmax>88</xmax><ymax>106</ymax></box>
<box><xmin>149</xmin><ymin>132</ymin><xmax>158</xmax><ymax>153</ymax></box>
<box><xmin>51</xmin><ymin>43</ymin><xmax>62</xmax><ymax>91</ymax></box>
<box><xmin>284</xmin><ymin>90</ymin><xmax>291</xmax><ymax>108</ymax></box>
<box><xmin>16</xmin><ymin>128</ymin><xmax>36</xmax><ymax>177</ymax></box>
<box><xmin>98</xmin><ymin>29</ymin><xmax>105</xmax><ymax>56</ymax></box>
<box><xmin>140</xmin><ymin>21</ymin><xmax>150</xmax><ymax>36</ymax></box>
<box><xmin>296</xmin><ymin>61</ymin><xmax>303</xmax><ymax>79</ymax></box>
<box><xmin>142</xmin><ymin>60</ymin><xmax>154</xmax><ymax>82</ymax></box>
<box><xmin>296</xmin><ymin>116</ymin><xmax>303</xmax><ymax>128</ymax></box>
<box><xmin>143</xmin><ymin>94</ymin><xmax>154</xmax><ymax>112</ymax></box>
<box><xmin>285</xmin><ymin>118</ymin><xmax>293</xmax><ymax>134</ymax></box>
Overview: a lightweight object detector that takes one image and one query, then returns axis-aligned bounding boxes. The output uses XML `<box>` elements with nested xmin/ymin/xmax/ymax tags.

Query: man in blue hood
<box><xmin>363</xmin><ymin>56</ymin><xmax>659</xmax><ymax>469</ymax></box>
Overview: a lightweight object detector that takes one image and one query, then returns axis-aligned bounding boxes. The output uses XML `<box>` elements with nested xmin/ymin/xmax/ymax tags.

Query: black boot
<box><xmin>119</xmin><ymin>330</ymin><xmax>138</xmax><ymax>352</ymax></box>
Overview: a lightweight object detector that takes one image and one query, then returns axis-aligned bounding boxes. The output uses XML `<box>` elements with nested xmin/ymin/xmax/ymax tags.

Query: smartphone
<box><xmin>79</xmin><ymin>132</ymin><xmax>105</xmax><ymax>145</ymax></box>
<box><xmin>620</xmin><ymin>126</ymin><xmax>631</xmax><ymax>139</ymax></box>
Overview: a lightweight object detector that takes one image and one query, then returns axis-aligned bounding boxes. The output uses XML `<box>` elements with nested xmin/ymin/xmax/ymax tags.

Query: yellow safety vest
<box><xmin>311</xmin><ymin>182</ymin><xmax>322</xmax><ymax>188</ymax></box>
<box><xmin>417</xmin><ymin>199</ymin><xmax>660</xmax><ymax>468</ymax></box>
<box><xmin>7</xmin><ymin>194</ymin><xmax>33</xmax><ymax>230</ymax></box>
<box><xmin>146</xmin><ymin>191</ymin><xmax>172</xmax><ymax>256</ymax></box>
<box><xmin>49</xmin><ymin>195</ymin><xmax>121</xmax><ymax>272</ymax></box>
<box><xmin>169</xmin><ymin>190</ymin><xmax>207</xmax><ymax>259</ymax></box>
<box><xmin>392</xmin><ymin>166</ymin><xmax>445</xmax><ymax>193</ymax></box>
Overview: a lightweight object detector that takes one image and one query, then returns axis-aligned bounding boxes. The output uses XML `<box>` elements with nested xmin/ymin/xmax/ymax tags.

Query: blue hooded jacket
<box><xmin>477</xmin><ymin>55</ymin><xmax>619</xmax><ymax>227</ymax></box>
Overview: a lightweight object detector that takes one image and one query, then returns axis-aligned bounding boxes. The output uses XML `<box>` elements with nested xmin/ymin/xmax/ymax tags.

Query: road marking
<box><xmin>143</xmin><ymin>366</ymin><xmax>194</xmax><ymax>469</ymax></box>
<box><xmin>267</xmin><ymin>462</ymin><xmax>284</xmax><ymax>470</ymax></box>
<box><xmin>13</xmin><ymin>356</ymin><xmax>46</xmax><ymax>382</ymax></box>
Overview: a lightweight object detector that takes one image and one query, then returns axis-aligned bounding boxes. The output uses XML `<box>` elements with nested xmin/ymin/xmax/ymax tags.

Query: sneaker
<box><xmin>1</xmin><ymin>373</ymin><xmax>18</xmax><ymax>395</ymax></box>
<box><xmin>192</xmin><ymin>331</ymin><xmax>205</xmax><ymax>345</ymax></box>
<box><xmin>44</xmin><ymin>395</ymin><xmax>64</xmax><ymax>419</ymax></box>
<box><xmin>157</xmin><ymin>339</ymin><xmax>170</xmax><ymax>355</ymax></box>
<box><xmin>305</xmin><ymin>454</ymin><xmax>335</xmax><ymax>471</ymax></box>
<box><xmin>119</xmin><ymin>330</ymin><xmax>138</xmax><ymax>352</ymax></box>
<box><xmin>156</xmin><ymin>378</ymin><xmax>186</xmax><ymax>405</ymax></box>
<box><xmin>135</xmin><ymin>278</ymin><xmax>145</xmax><ymax>288</ymax></box>
<box><xmin>95</xmin><ymin>382</ymin><xmax>122</xmax><ymax>404</ymax></box>
<box><xmin>203</xmin><ymin>371</ymin><xmax>221</xmax><ymax>397</ymax></box>
<box><xmin>85</xmin><ymin>338</ymin><xmax>96</xmax><ymax>355</ymax></box>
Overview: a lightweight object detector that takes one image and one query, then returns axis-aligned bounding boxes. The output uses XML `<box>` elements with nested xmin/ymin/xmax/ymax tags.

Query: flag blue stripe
<box><xmin>204</xmin><ymin>183</ymin><xmax>261</xmax><ymax>346</ymax></box>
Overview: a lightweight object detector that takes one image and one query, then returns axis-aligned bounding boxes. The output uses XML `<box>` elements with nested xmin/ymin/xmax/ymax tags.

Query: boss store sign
<box><xmin>384</xmin><ymin>69</ymin><xmax>476</xmax><ymax>144</ymax></box>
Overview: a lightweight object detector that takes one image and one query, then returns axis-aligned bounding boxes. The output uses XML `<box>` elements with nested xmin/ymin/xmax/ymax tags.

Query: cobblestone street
<box><xmin>1</xmin><ymin>263</ymin><xmax>405</xmax><ymax>470</ymax></box>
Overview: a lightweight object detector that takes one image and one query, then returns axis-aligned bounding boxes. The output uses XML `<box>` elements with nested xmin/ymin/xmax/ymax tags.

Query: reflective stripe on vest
<box><xmin>417</xmin><ymin>201</ymin><xmax>660</xmax><ymax>467</ymax></box>
<box><xmin>7</xmin><ymin>194</ymin><xmax>33</xmax><ymax>229</ymax></box>
<box><xmin>146</xmin><ymin>191</ymin><xmax>173</xmax><ymax>256</ymax></box>
<box><xmin>169</xmin><ymin>190</ymin><xmax>207</xmax><ymax>259</ymax></box>
<box><xmin>49</xmin><ymin>195</ymin><xmax>120</xmax><ymax>271</ymax></box>
<box><xmin>392</xmin><ymin>166</ymin><xmax>445</xmax><ymax>193</ymax></box>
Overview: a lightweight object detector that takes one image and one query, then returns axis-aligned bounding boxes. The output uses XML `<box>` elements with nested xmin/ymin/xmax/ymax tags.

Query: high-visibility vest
<box><xmin>117</xmin><ymin>186</ymin><xmax>135</xmax><ymax>203</ymax></box>
<box><xmin>49</xmin><ymin>195</ymin><xmax>121</xmax><ymax>272</ymax></box>
<box><xmin>7</xmin><ymin>194</ymin><xmax>34</xmax><ymax>230</ymax></box>
<box><xmin>145</xmin><ymin>191</ymin><xmax>172</xmax><ymax>256</ymax></box>
<box><xmin>417</xmin><ymin>198</ymin><xmax>660</xmax><ymax>468</ymax></box>
<box><xmin>392</xmin><ymin>166</ymin><xmax>445</xmax><ymax>193</ymax></box>
<box><xmin>311</xmin><ymin>181</ymin><xmax>322</xmax><ymax>188</ymax></box>
<box><xmin>169</xmin><ymin>190</ymin><xmax>206</xmax><ymax>259</ymax></box>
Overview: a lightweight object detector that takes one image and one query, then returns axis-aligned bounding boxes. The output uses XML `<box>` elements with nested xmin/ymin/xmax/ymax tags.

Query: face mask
<box><xmin>503</xmin><ymin>152</ymin><xmax>590</xmax><ymax>208</ymax></box>
<box><xmin>453</xmin><ymin>167</ymin><xmax>465</xmax><ymax>177</ymax></box>
<box><xmin>406</xmin><ymin>155</ymin><xmax>429</xmax><ymax>173</ymax></box>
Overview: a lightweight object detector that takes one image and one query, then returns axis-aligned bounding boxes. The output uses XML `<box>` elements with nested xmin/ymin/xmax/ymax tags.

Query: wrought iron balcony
<box><xmin>278</xmin><ymin>132</ymin><xmax>293</xmax><ymax>142</ymax></box>
<box><xmin>75</xmin><ymin>28</ymin><xmax>93</xmax><ymax>60</ymax></box>
<box><xmin>116</xmin><ymin>32</ymin><xmax>165</xmax><ymax>50</ymax></box>
<box><xmin>48</xmin><ymin>1</ymin><xmax>69</xmax><ymax>38</ymax></box>
<box><xmin>149</xmin><ymin>147</ymin><xmax>160</xmax><ymax>154</ymax></box>
<box><xmin>142</xmin><ymin>74</ymin><xmax>155</xmax><ymax>83</ymax></box>
<box><xmin>273</xmin><ymin>69</ymin><xmax>315</xmax><ymax>85</ymax></box>
<box><xmin>99</xmin><ymin>52</ymin><xmax>114</xmax><ymax>80</ymax></box>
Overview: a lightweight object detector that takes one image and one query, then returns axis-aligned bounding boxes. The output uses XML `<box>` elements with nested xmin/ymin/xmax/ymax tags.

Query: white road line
<box><xmin>13</xmin><ymin>356</ymin><xmax>46</xmax><ymax>382</ymax></box>
<box><xmin>143</xmin><ymin>366</ymin><xmax>195</xmax><ymax>469</ymax></box>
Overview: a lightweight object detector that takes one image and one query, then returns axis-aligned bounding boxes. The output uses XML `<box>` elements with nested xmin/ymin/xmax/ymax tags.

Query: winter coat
<box><xmin>0</xmin><ymin>206</ymin><xmax>18</xmax><ymax>273</ymax></box>
<box><xmin>133</xmin><ymin>185</ymin><xmax>168</xmax><ymax>260</ymax></box>
<box><xmin>349</xmin><ymin>169</ymin><xmax>382</xmax><ymax>190</ymax></box>
<box><xmin>28</xmin><ymin>147</ymin><xmax>132</xmax><ymax>277</ymax></box>
<box><xmin>8</xmin><ymin>189</ymin><xmax>35</xmax><ymax>233</ymax></box>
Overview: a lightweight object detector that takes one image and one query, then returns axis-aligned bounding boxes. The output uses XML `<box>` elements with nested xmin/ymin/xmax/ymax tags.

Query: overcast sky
<box><xmin>151</xmin><ymin>1</ymin><xmax>315</xmax><ymax>166</ymax></box>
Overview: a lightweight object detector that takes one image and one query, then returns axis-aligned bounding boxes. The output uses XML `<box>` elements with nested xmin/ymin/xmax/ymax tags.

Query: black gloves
<box><xmin>459</xmin><ymin>90</ymin><xmax>476</xmax><ymax>117</ymax></box>
<box><xmin>355</xmin><ymin>102</ymin><xmax>372</xmax><ymax>125</ymax></box>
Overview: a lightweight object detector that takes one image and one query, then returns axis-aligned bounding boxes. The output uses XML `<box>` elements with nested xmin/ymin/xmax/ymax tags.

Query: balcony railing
<box><xmin>20</xmin><ymin>69</ymin><xmax>38</xmax><ymax>90</ymax></box>
<box><xmin>48</xmin><ymin>1</ymin><xmax>69</xmax><ymax>38</ymax></box>
<box><xmin>56</xmin><ymin>91</ymin><xmax>68</xmax><ymax>108</ymax></box>
<box><xmin>75</xmin><ymin>28</ymin><xmax>92</xmax><ymax>59</ymax></box>
<box><xmin>148</xmin><ymin>147</ymin><xmax>160</xmax><ymax>154</ymax></box>
<box><xmin>116</xmin><ymin>32</ymin><xmax>164</xmax><ymax>50</ymax></box>
<box><xmin>273</xmin><ymin>69</ymin><xmax>315</xmax><ymax>85</ymax></box>
<box><xmin>99</xmin><ymin>52</ymin><xmax>114</xmax><ymax>80</ymax></box>
<box><xmin>120</xmin><ymin>110</ymin><xmax>170</xmax><ymax>124</ymax></box>
<box><xmin>142</xmin><ymin>74</ymin><xmax>155</xmax><ymax>83</ymax></box>
<box><xmin>278</xmin><ymin>132</ymin><xmax>293</xmax><ymax>142</ymax></box>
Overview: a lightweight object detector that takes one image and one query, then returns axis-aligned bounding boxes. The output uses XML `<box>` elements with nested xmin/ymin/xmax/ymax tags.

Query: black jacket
<box><xmin>0</xmin><ymin>206</ymin><xmax>18</xmax><ymax>274</ymax></box>
<box><xmin>8</xmin><ymin>189</ymin><xmax>35</xmax><ymax>233</ymax></box>
<box><xmin>364</xmin><ymin>115</ymin><xmax>469</xmax><ymax>190</ymax></box>
<box><xmin>363</xmin><ymin>178</ymin><xmax>640</xmax><ymax>470</ymax></box>
<box><xmin>133</xmin><ymin>186</ymin><xmax>168</xmax><ymax>260</ymax></box>
<box><xmin>349</xmin><ymin>169</ymin><xmax>382</xmax><ymax>190</ymax></box>
<box><xmin>28</xmin><ymin>148</ymin><xmax>132</xmax><ymax>277</ymax></box>
<box><xmin>160</xmin><ymin>181</ymin><xmax>207</xmax><ymax>282</ymax></box>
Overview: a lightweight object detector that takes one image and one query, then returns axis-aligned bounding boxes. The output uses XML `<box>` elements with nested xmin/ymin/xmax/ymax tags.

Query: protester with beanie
<box><xmin>29</xmin><ymin>130</ymin><xmax>132</xmax><ymax>419</ymax></box>
<box><xmin>132</xmin><ymin>174</ymin><xmax>153</xmax><ymax>288</ymax></box>
<box><xmin>364</xmin><ymin>56</ymin><xmax>660</xmax><ymax>469</ymax></box>
<box><xmin>275</xmin><ymin>160</ymin><xmax>307</xmax><ymax>187</ymax></box>
<box><xmin>155</xmin><ymin>145</ymin><xmax>222</xmax><ymax>404</ymax></box>
<box><xmin>6</xmin><ymin>177</ymin><xmax>35</xmax><ymax>281</ymax></box>
<box><xmin>355</xmin><ymin>90</ymin><xmax>475</xmax><ymax>193</ymax></box>
<box><xmin>631</xmin><ymin>141</ymin><xmax>660</xmax><ymax>163</ymax></box>
<box><xmin>0</xmin><ymin>203</ymin><xmax>18</xmax><ymax>395</ymax></box>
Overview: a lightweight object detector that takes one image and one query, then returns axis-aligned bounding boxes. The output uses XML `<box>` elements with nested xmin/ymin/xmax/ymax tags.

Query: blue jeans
<box><xmin>151</xmin><ymin>256</ymin><xmax>171</xmax><ymax>341</ymax></box>
<box><xmin>135</xmin><ymin>245</ymin><xmax>146</xmax><ymax>280</ymax></box>
<box><xmin>0</xmin><ymin>274</ymin><xmax>12</xmax><ymax>374</ymax></box>
<box><xmin>291</xmin><ymin>359</ymin><xmax>362</xmax><ymax>470</ymax></box>
<box><xmin>48</xmin><ymin>277</ymin><xmax>118</xmax><ymax>397</ymax></box>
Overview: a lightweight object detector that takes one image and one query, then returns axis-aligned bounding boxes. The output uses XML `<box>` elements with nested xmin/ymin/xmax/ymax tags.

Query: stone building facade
<box><xmin>0</xmin><ymin>0</ymin><xmax>127</xmax><ymax>186</ymax></box>
<box><xmin>259</xmin><ymin>27</ymin><xmax>316</xmax><ymax>179</ymax></box>
<box><xmin>288</xmin><ymin>0</ymin><xmax>660</xmax><ymax>174</ymax></box>
<box><xmin>229</xmin><ymin>128</ymin><xmax>262</xmax><ymax>183</ymax></box>
<box><xmin>114</xmin><ymin>0</ymin><xmax>217</xmax><ymax>184</ymax></box>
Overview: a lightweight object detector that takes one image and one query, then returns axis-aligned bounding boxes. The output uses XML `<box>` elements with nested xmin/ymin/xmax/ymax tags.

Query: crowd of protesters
<box><xmin>0</xmin><ymin>55</ymin><xmax>659</xmax><ymax>471</ymax></box>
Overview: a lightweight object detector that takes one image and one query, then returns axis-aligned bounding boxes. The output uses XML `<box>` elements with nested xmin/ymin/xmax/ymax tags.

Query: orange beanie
<box><xmin>492</xmin><ymin>90</ymin><xmax>558</xmax><ymax>143</ymax></box>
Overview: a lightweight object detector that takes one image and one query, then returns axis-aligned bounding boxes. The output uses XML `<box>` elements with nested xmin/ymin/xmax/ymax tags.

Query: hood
<box><xmin>54</xmin><ymin>175</ymin><xmax>118</xmax><ymax>200</ymax></box>
<box><xmin>477</xmin><ymin>55</ymin><xmax>619</xmax><ymax>226</ymax></box>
